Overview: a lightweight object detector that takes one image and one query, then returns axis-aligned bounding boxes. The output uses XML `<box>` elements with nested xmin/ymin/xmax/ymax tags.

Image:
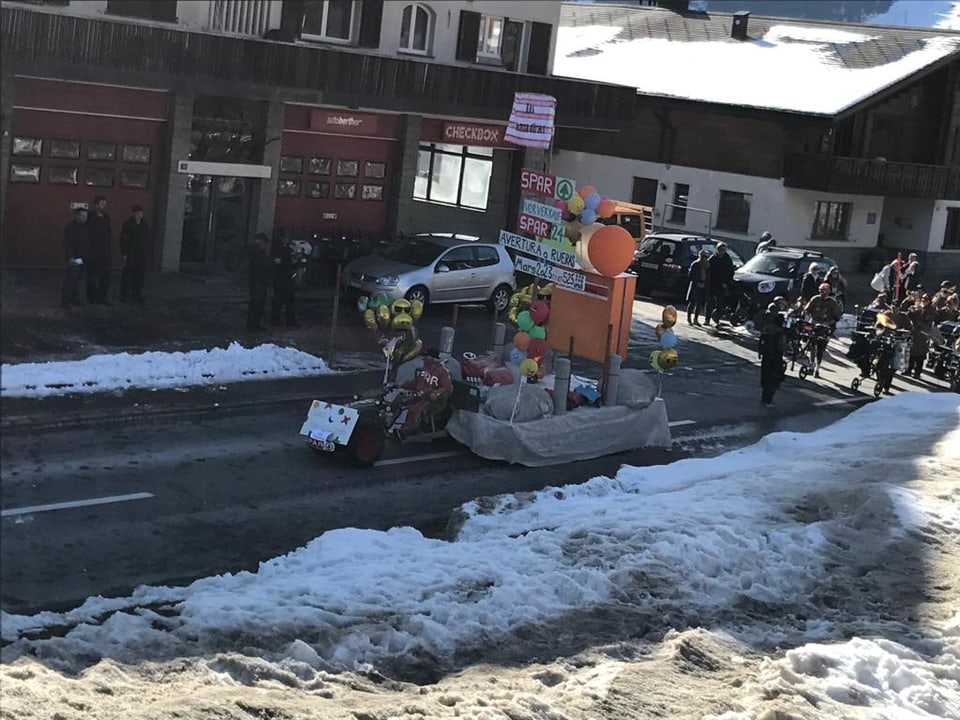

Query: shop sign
<box><xmin>518</xmin><ymin>213</ymin><xmax>553</xmax><ymax>238</ymax></box>
<box><xmin>520</xmin><ymin>169</ymin><xmax>576</xmax><ymax>201</ymax></box>
<box><xmin>309</xmin><ymin>110</ymin><xmax>389</xmax><ymax>137</ymax></box>
<box><xmin>522</xmin><ymin>198</ymin><xmax>563</xmax><ymax>225</ymax></box>
<box><xmin>442</xmin><ymin>122</ymin><xmax>505</xmax><ymax>147</ymax></box>
<box><xmin>514</xmin><ymin>255</ymin><xmax>586</xmax><ymax>293</ymax></box>
<box><xmin>499</xmin><ymin>230</ymin><xmax>577</xmax><ymax>270</ymax></box>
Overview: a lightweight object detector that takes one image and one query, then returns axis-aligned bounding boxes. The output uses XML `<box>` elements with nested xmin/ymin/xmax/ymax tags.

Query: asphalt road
<box><xmin>1</xmin><ymin>298</ymin><xmax>952</xmax><ymax>616</ymax></box>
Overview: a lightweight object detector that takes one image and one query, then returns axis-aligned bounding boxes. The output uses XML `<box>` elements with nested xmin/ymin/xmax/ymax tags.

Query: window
<box><xmin>414</xmin><ymin>143</ymin><xmax>493</xmax><ymax>211</ymax></box>
<box><xmin>106</xmin><ymin>0</ymin><xmax>177</xmax><ymax>22</ymax></box>
<box><xmin>944</xmin><ymin>207</ymin><xmax>960</xmax><ymax>249</ymax></box>
<box><xmin>364</xmin><ymin>161</ymin><xmax>386</xmax><ymax>179</ymax></box>
<box><xmin>399</xmin><ymin>3</ymin><xmax>433</xmax><ymax>54</ymax></box>
<box><xmin>120</xmin><ymin>170</ymin><xmax>150</xmax><ymax>188</ymax></box>
<box><xmin>438</xmin><ymin>247</ymin><xmax>475</xmax><ymax>271</ymax></box>
<box><xmin>811</xmin><ymin>201</ymin><xmax>852</xmax><ymax>241</ymax></box>
<box><xmin>278</xmin><ymin>179</ymin><xmax>301</xmax><ymax>197</ymax></box>
<box><xmin>337</xmin><ymin>159</ymin><xmax>359</xmax><ymax>177</ymax></box>
<box><xmin>476</xmin><ymin>246</ymin><xmax>500</xmax><ymax>267</ymax></box>
<box><xmin>49</xmin><ymin>167</ymin><xmax>79</xmax><ymax>185</ymax></box>
<box><xmin>335</xmin><ymin>182</ymin><xmax>356</xmax><ymax>199</ymax></box>
<box><xmin>671</xmin><ymin>183</ymin><xmax>689</xmax><ymax>224</ymax></box>
<box><xmin>87</xmin><ymin>142</ymin><xmax>116</xmax><ymax>161</ymax></box>
<box><xmin>10</xmin><ymin>164</ymin><xmax>40</xmax><ymax>183</ymax></box>
<box><xmin>716</xmin><ymin>190</ymin><xmax>752</xmax><ymax>233</ymax></box>
<box><xmin>302</xmin><ymin>0</ymin><xmax>355</xmax><ymax>42</ymax></box>
<box><xmin>361</xmin><ymin>184</ymin><xmax>383</xmax><ymax>201</ymax></box>
<box><xmin>308</xmin><ymin>157</ymin><xmax>331</xmax><ymax>175</ymax></box>
<box><xmin>307</xmin><ymin>181</ymin><xmax>330</xmax><ymax>199</ymax></box>
<box><xmin>50</xmin><ymin>139</ymin><xmax>80</xmax><ymax>159</ymax></box>
<box><xmin>280</xmin><ymin>156</ymin><xmax>304</xmax><ymax>174</ymax></box>
<box><xmin>478</xmin><ymin>15</ymin><xmax>503</xmax><ymax>58</ymax></box>
<box><xmin>12</xmin><ymin>137</ymin><xmax>41</xmax><ymax>157</ymax></box>
<box><xmin>122</xmin><ymin>144</ymin><xmax>151</xmax><ymax>163</ymax></box>
<box><xmin>85</xmin><ymin>167</ymin><xmax>114</xmax><ymax>188</ymax></box>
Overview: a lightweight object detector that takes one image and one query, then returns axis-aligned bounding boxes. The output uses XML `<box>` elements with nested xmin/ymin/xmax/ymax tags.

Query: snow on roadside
<box><xmin>0</xmin><ymin>343</ymin><xmax>334</xmax><ymax>398</ymax></box>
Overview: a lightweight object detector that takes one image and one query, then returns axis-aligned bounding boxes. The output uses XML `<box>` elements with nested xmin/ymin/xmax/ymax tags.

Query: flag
<box><xmin>505</xmin><ymin>92</ymin><xmax>556</xmax><ymax>150</ymax></box>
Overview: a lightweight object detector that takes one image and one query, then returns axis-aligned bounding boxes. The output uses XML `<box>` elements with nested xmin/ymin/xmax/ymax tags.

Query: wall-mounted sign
<box><xmin>520</xmin><ymin>168</ymin><xmax>576</xmax><ymax>201</ymax></box>
<box><xmin>322</xmin><ymin>212</ymin><xmax>338</xmax><ymax>220</ymax></box>
<box><xmin>308</xmin><ymin>110</ymin><xmax>397</xmax><ymax>138</ymax></box>
<box><xmin>442</xmin><ymin>122</ymin><xmax>505</xmax><ymax>147</ymax></box>
<box><xmin>522</xmin><ymin>198</ymin><xmax>563</xmax><ymax>225</ymax></box>
<box><xmin>177</xmin><ymin>160</ymin><xmax>271</xmax><ymax>178</ymax></box>
<box><xmin>518</xmin><ymin>213</ymin><xmax>553</xmax><ymax>238</ymax></box>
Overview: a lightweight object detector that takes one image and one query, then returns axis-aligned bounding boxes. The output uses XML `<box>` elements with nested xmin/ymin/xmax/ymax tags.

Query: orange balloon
<box><xmin>578</xmin><ymin>185</ymin><xmax>596</xmax><ymax>198</ymax></box>
<box><xmin>513</xmin><ymin>331</ymin><xmax>531</xmax><ymax>351</ymax></box>
<box><xmin>587</xmin><ymin>224</ymin><xmax>635</xmax><ymax>277</ymax></box>
<box><xmin>598</xmin><ymin>199</ymin><xmax>616</xmax><ymax>219</ymax></box>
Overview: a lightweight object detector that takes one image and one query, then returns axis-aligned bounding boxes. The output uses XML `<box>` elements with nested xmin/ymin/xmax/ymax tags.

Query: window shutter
<box><xmin>527</xmin><ymin>22</ymin><xmax>552</xmax><ymax>76</ymax></box>
<box><xmin>456</xmin><ymin>10</ymin><xmax>481</xmax><ymax>63</ymax></box>
<box><xmin>277</xmin><ymin>0</ymin><xmax>305</xmax><ymax>41</ymax></box>
<box><xmin>358</xmin><ymin>0</ymin><xmax>384</xmax><ymax>48</ymax></box>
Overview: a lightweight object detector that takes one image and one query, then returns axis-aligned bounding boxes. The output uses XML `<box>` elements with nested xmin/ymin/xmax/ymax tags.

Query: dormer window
<box><xmin>302</xmin><ymin>0</ymin><xmax>357</xmax><ymax>43</ymax></box>
<box><xmin>399</xmin><ymin>3</ymin><xmax>434</xmax><ymax>55</ymax></box>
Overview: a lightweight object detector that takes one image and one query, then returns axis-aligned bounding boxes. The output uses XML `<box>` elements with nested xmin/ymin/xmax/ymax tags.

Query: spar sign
<box><xmin>520</xmin><ymin>168</ymin><xmax>577</xmax><ymax>202</ymax></box>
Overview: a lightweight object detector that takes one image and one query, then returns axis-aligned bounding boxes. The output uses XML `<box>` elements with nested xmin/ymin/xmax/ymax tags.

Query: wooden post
<box><xmin>328</xmin><ymin>263</ymin><xmax>342</xmax><ymax>359</ymax></box>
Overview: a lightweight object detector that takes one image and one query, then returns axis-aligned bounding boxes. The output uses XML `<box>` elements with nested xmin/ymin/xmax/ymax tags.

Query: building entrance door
<box><xmin>180</xmin><ymin>174</ymin><xmax>254</xmax><ymax>270</ymax></box>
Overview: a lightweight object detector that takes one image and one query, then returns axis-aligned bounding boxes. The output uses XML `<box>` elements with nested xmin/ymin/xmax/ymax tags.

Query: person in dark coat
<box><xmin>758</xmin><ymin>304</ymin><xmax>786</xmax><ymax>406</ymax></box>
<box><xmin>86</xmin><ymin>195</ymin><xmax>113</xmax><ymax>304</ymax></box>
<box><xmin>705</xmin><ymin>243</ymin><xmax>735</xmax><ymax>328</ymax></box>
<box><xmin>799</xmin><ymin>262</ymin><xmax>825</xmax><ymax>303</ymax></box>
<box><xmin>119</xmin><ymin>205</ymin><xmax>151</xmax><ymax>303</ymax></box>
<box><xmin>61</xmin><ymin>206</ymin><xmax>90</xmax><ymax>308</ymax></box>
<box><xmin>247</xmin><ymin>233</ymin><xmax>272</xmax><ymax>332</ymax></box>
<box><xmin>271</xmin><ymin>234</ymin><xmax>299</xmax><ymax>327</ymax></box>
<box><xmin>686</xmin><ymin>248</ymin><xmax>710</xmax><ymax>326</ymax></box>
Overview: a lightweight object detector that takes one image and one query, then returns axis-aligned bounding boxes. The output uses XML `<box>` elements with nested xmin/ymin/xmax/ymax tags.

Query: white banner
<box><xmin>515</xmin><ymin>255</ymin><xmax>586</xmax><ymax>293</ymax></box>
<box><xmin>499</xmin><ymin>230</ymin><xmax>578</xmax><ymax>270</ymax></box>
<box><xmin>505</xmin><ymin>93</ymin><xmax>556</xmax><ymax>150</ymax></box>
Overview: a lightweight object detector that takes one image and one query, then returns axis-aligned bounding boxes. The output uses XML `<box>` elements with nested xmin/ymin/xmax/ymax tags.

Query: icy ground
<box><xmin>1</xmin><ymin>394</ymin><xmax>958</xmax><ymax>719</ymax></box>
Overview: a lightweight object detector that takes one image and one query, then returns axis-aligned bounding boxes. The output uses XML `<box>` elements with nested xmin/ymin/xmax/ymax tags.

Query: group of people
<box><xmin>246</xmin><ymin>233</ymin><xmax>301</xmax><ymax>332</ymax></box>
<box><xmin>61</xmin><ymin>196</ymin><xmax>151</xmax><ymax>307</ymax></box>
<box><xmin>685</xmin><ymin>242</ymin><xmax>736</xmax><ymax>328</ymax></box>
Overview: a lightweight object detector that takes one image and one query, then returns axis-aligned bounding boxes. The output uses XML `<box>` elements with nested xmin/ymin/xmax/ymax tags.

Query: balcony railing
<box><xmin>784</xmin><ymin>153</ymin><xmax>960</xmax><ymax>201</ymax></box>
<box><xmin>0</xmin><ymin>6</ymin><xmax>635</xmax><ymax>129</ymax></box>
<box><xmin>208</xmin><ymin>0</ymin><xmax>278</xmax><ymax>37</ymax></box>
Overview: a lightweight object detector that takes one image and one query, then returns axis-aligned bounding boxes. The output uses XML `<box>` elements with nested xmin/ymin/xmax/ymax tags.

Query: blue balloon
<box><xmin>509</xmin><ymin>347</ymin><xmax>525</xmax><ymax>365</ymax></box>
<box><xmin>659</xmin><ymin>329</ymin><xmax>678</xmax><ymax>349</ymax></box>
<box><xmin>584</xmin><ymin>192</ymin><xmax>602</xmax><ymax>210</ymax></box>
<box><xmin>580</xmin><ymin>208</ymin><xmax>598</xmax><ymax>225</ymax></box>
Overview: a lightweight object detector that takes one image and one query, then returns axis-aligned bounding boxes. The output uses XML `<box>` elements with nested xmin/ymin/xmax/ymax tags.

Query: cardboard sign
<box><xmin>515</xmin><ymin>255</ymin><xmax>586</xmax><ymax>293</ymax></box>
<box><xmin>505</xmin><ymin>93</ymin><xmax>556</xmax><ymax>150</ymax></box>
<box><xmin>522</xmin><ymin>198</ymin><xmax>563</xmax><ymax>225</ymax></box>
<box><xmin>518</xmin><ymin>214</ymin><xmax>553</xmax><ymax>238</ymax></box>
<box><xmin>299</xmin><ymin>400</ymin><xmax>360</xmax><ymax>446</ymax></box>
<box><xmin>499</xmin><ymin>230</ymin><xmax>578</xmax><ymax>270</ymax></box>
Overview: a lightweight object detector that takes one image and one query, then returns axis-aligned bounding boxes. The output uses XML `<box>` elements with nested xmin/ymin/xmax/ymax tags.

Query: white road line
<box><xmin>668</xmin><ymin>420</ymin><xmax>697</xmax><ymax>428</ymax></box>
<box><xmin>373</xmin><ymin>451</ymin><xmax>466</xmax><ymax>468</ymax></box>
<box><xmin>1</xmin><ymin>492</ymin><xmax>154</xmax><ymax>518</ymax></box>
<box><xmin>813</xmin><ymin>397</ymin><xmax>872</xmax><ymax>407</ymax></box>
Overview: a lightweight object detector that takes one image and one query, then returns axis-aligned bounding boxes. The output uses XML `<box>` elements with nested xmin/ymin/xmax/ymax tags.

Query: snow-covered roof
<box><xmin>554</xmin><ymin>4</ymin><xmax>960</xmax><ymax>116</ymax></box>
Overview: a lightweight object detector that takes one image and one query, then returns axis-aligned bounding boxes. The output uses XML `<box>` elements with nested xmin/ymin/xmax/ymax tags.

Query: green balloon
<box><xmin>529</xmin><ymin>325</ymin><xmax>547</xmax><ymax>340</ymax></box>
<box><xmin>649</xmin><ymin>350</ymin><xmax>662</xmax><ymax>371</ymax></box>
<box><xmin>370</xmin><ymin>293</ymin><xmax>389</xmax><ymax>309</ymax></box>
<box><xmin>517</xmin><ymin>311</ymin><xmax>535</xmax><ymax>332</ymax></box>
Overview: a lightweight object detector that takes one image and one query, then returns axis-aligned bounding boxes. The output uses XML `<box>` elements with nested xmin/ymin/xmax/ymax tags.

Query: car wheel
<box><xmin>405</xmin><ymin>286</ymin><xmax>429</xmax><ymax>306</ymax></box>
<box><xmin>489</xmin><ymin>284</ymin><xmax>513</xmax><ymax>313</ymax></box>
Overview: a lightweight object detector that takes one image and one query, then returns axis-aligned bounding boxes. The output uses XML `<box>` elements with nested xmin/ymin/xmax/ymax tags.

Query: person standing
<box><xmin>758</xmin><ymin>305</ymin><xmax>786</xmax><ymax>407</ymax></box>
<box><xmin>247</xmin><ymin>233</ymin><xmax>272</xmax><ymax>332</ymax></box>
<box><xmin>271</xmin><ymin>234</ymin><xmax>299</xmax><ymax>327</ymax></box>
<box><xmin>119</xmin><ymin>205</ymin><xmax>151</xmax><ymax>304</ymax></box>
<box><xmin>706</xmin><ymin>243</ymin><xmax>735</xmax><ymax>328</ymax></box>
<box><xmin>686</xmin><ymin>248</ymin><xmax>710</xmax><ymax>326</ymax></box>
<box><xmin>903</xmin><ymin>252</ymin><xmax>920</xmax><ymax>293</ymax></box>
<box><xmin>61</xmin><ymin>206</ymin><xmax>90</xmax><ymax>308</ymax></box>
<box><xmin>803</xmin><ymin>282</ymin><xmax>843</xmax><ymax>377</ymax></box>
<box><xmin>800</xmin><ymin>262</ymin><xmax>824</xmax><ymax>303</ymax></box>
<box><xmin>86</xmin><ymin>195</ymin><xmax>113</xmax><ymax>305</ymax></box>
<box><xmin>755</xmin><ymin>231</ymin><xmax>776</xmax><ymax>255</ymax></box>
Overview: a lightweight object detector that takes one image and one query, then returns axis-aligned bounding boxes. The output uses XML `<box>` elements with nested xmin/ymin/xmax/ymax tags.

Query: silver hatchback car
<box><xmin>344</xmin><ymin>234</ymin><xmax>516</xmax><ymax>311</ymax></box>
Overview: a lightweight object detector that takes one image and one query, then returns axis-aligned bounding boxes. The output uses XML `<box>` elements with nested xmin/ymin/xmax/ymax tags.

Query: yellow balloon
<box><xmin>661</xmin><ymin>305</ymin><xmax>678</xmax><ymax>329</ymax></box>
<box><xmin>649</xmin><ymin>350</ymin><xmax>662</xmax><ymax>371</ymax></box>
<box><xmin>410</xmin><ymin>299</ymin><xmax>424</xmax><ymax>321</ymax></box>
<box><xmin>567</xmin><ymin>195</ymin><xmax>585</xmax><ymax>215</ymax></box>
<box><xmin>363</xmin><ymin>308</ymin><xmax>378</xmax><ymax>330</ymax></box>
<box><xmin>376</xmin><ymin>304</ymin><xmax>391</xmax><ymax>330</ymax></box>
<box><xmin>391</xmin><ymin>298</ymin><xmax>412</xmax><ymax>316</ymax></box>
<box><xmin>519</xmin><ymin>358</ymin><xmax>539</xmax><ymax>378</ymax></box>
<box><xmin>391</xmin><ymin>312</ymin><xmax>413</xmax><ymax>331</ymax></box>
<box><xmin>659</xmin><ymin>348</ymin><xmax>679</xmax><ymax>370</ymax></box>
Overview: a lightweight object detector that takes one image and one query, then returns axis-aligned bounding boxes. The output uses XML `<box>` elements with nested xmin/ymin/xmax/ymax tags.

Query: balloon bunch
<box><xmin>506</xmin><ymin>282</ymin><xmax>553</xmax><ymax>327</ymax></box>
<box><xmin>650</xmin><ymin>305</ymin><xmax>679</xmax><ymax>372</ymax></box>
<box><xmin>358</xmin><ymin>294</ymin><xmax>424</xmax><ymax>366</ymax></box>
<box><xmin>508</xmin><ymin>299</ymin><xmax>550</xmax><ymax>381</ymax></box>
<box><xmin>561</xmin><ymin>184</ymin><xmax>617</xmax><ymax>226</ymax></box>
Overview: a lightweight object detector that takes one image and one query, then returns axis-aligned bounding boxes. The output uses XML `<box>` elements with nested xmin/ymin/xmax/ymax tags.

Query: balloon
<box><xmin>659</xmin><ymin>348</ymin><xmax>679</xmax><ymax>370</ymax></box>
<box><xmin>357</xmin><ymin>296</ymin><xmax>369</xmax><ymax>313</ymax></box>
<box><xmin>363</xmin><ymin>308</ymin><xmax>378</xmax><ymax>330</ymax></box>
<box><xmin>410</xmin><ymin>299</ymin><xmax>424</xmax><ymax>321</ymax></box>
<box><xmin>649</xmin><ymin>350</ymin><xmax>662</xmax><ymax>371</ymax></box>
<box><xmin>370</xmin><ymin>293</ymin><xmax>390</xmax><ymax>309</ymax></box>
<box><xmin>517</xmin><ymin>310</ymin><xmax>535</xmax><ymax>332</ymax></box>
<box><xmin>579</xmin><ymin>208</ymin><xmax>598</xmax><ymax>225</ymax></box>
<box><xmin>587</xmin><ymin>224</ymin><xmax>635</xmax><ymax>278</ymax></box>
<box><xmin>529</xmin><ymin>325</ymin><xmax>547</xmax><ymax>340</ymax></box>
<box><xmin>567</xmin><ymin>195</ymin><xmax>585</xmax><ymax>215</ymax></box>
<box><xmin>654</xmin><ymin>323</ymin><xmax>666</xmax><ymax>339</ymax></box>
<box><xmin>529</xmin><ymin>300</ymin><xmax>550</xmax><ymax>325</ymax></box>
<box><xmin>398</xmin><ymin>338</ymin><xmax>424</xmax><ymax>364</ymax></box>
<box><xmin>391</xmin><ymin>298</ymin><xmax>412</xmax><ymax>316</ymax></box>
<box><xmin>659</xmin><ymin>329</ymin><xmax>677</xmax><ymax>349</ymax></box>
<box><xmin>584</xmin><ymin>192</ymin><xmax>602</xmax><ymax>210</ymax></box>
<box><xmin>528</xmin><ymin>338</ymin><xmax>549</xmax><ymax>361</ymax></box>
<box><xmin>508</xmin><ymin>347</ymin><xmax>525</xmax><ymax>365</ymax></box>
<box><xmin>376</xmin><ymin>304</ymin><xmax>391</xmax><ymax>330</ymax></box>
<box><xmin>579</xmin><ymin>185</ymin><xmax>596</xmax><ymax>198</ymax></box>
<box><xmin>576</xmin><ymin>222</ymin><xmax>605</xmax><ymax>274</ymax></box>
<box><xmin>662</xmin><ymin>305</ymin><xmax>678</xmax><ymax>329</ymax></box>
<box><xmin>513</xmin><ymin>331</ymin><xmax>531</xmax><ymax>351</ymax></box>
<box><xmin>598</xmin><ymin>199</ymin><xmax>616</xmax><ymax>219</ymax></box>
<box><xmin>391</xmin><ymin>312</ymin><xmax>413</xmax><ymax>331</ymax></box>
<box><xmin>519</xmin><ymin>358</ymin><xmax>539</xmax><ymax>378</ymax></box>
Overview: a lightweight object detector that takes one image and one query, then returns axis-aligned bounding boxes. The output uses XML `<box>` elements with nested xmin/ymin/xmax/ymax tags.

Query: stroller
<box><xmin>926</xmin><ymin>320</ymin><xmax>960</xmax><ymax>380</ymax></box>
<box><xmin>790</xmin><ymin>318</ymin><xmax>832</xmax><ymax>380</ymax></box>
<box><xmin>867</xmin><ymin>330</ymin><xmax>911</xmax><ymax>397</ymax></box>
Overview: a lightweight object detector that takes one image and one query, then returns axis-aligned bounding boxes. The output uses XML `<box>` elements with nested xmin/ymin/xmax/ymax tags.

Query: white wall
<box><xmin>929</xmin><ymin>200</ymin><xmax>960</xmax><ymax>253</ymax></box>
<box><xmin>551</xmin><ymin>150</ymin><xmax>885</xmax><ymax>249</ymax></box>
<box><xmin>878</xmin><ymin>197</ymin><xmax>934</xmax><ymax>251</ymax></box>
<box><xmin>379</xmin><ymin>1</ymin><xmax>561</xmax><ymax>69</ymax></box>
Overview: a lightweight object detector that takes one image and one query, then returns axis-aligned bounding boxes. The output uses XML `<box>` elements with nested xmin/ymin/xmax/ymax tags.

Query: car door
<box><xmin>470</xmin><ymin>245</ymin><xmax>503</xmax><ymax>301</ymax></box>
<box><xmin>431</xmin><ymin>246</ymin><xmax>476</xmax><ymax>303</ymax></box>
<box><xmin>652</xmin><ymin>239</ymin><xmax>680</xmax><ymax>289</ymax></box>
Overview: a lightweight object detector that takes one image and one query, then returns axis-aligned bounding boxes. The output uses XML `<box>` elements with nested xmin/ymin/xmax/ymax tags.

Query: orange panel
<box><xmin>547</xmin><ymin>274</ymin><xmax>636</xmax><ymax>365</ymax></box>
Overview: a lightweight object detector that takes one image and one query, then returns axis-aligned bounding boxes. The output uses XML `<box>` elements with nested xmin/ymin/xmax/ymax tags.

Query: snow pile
<box><xmin>0</xmin><ymin>343</ymin><xmax>334</xmax><ymax>398</ymax></box>
<box><xmin>554</xmin><ymin>23</ymin><xmax>960</xmax><ymax>114</ymax></box>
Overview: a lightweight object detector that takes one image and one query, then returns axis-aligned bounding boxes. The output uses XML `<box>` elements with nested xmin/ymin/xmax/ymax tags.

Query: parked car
<box><xmin>344</xmin><ymin>233</ymin><xmax>516</xmax><ymax>311</ymax></box>
<box><xmin>630</xmin><ymin>233</ymin><xmax>745</xmax><ymax>297</ymax></box>
<box><xmin>732</xmin><ymin>248</ymin><xmax>839</xmax><ymax>322</ymax></box>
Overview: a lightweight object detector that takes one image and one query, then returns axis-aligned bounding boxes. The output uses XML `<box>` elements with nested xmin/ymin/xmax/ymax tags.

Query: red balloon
<box><xmin>529</xmin><ymin>300</ymin><xmax>550</xmax><ymax>325</ymax></box>
<box><xmin>587</xmin><ymin>224</ymin><xmax>635</xmax><ymax>278</ymax></box>
<box><xmin>527</xmin><ymin>338</ymin><xmax>549</xmax><ymax>362</ymax></box>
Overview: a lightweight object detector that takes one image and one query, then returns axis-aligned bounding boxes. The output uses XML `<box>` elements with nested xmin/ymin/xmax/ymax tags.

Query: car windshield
<box><xmin>739</xmin><ymin>254</ymin><xmax>800</xmax><ymax>277</ymax></box>
<box><xmin>380</xmin><ymin>237</ymin><xmax>446</xmax><ymax>267</ymax></box>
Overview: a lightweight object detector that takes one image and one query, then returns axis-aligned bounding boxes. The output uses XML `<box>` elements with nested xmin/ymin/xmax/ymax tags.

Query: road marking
<box><xmin>373</xmin><ymin>451</ymin><xmax>466</xmax><ymax>468</ymax></box>
<box><xmin>668</xmin><ymin>420</ymin><xmax>697</xmax><ymax>428</ymax></box>
<box><xmin>813</xmin><ymin>397</ymin><xmax>872</xmax><ymax>407</ymax></box>
<box><xmin>1</xmin><ymin>492</ymin><xmax>154</xmax><ymax>518</ymax></box>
